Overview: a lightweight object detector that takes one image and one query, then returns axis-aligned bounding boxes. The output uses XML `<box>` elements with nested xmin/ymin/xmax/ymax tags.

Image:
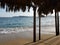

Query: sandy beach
<box><xmin>0</xmin><ymin>30</ymin><xmax>56</xmax><ymax>45</ymax></box>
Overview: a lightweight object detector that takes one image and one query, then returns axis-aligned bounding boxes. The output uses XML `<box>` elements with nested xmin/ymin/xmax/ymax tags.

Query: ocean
<box><xmin>0</xmin><ymin>16</ymin><xmax>55</xmax><ymax>28</ymax></box>
<box><xmin>0</xmin><ymin>16</ymin><xmax>59</xmax><ymax>34</ymax></box>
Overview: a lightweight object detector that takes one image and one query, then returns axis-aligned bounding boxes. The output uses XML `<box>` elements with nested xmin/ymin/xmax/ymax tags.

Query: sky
<box><xmin>0</xmin><ymin>7</ymin><xmax>34</xmax><ymax>17</ymax></box>
<box><xmin>0</xmin><ymin>7</ymin><xmax>56</xmax><ymax>17</ymax></box>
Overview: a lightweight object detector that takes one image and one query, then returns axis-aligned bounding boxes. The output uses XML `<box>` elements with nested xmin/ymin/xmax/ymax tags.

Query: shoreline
<box><xmin>0</xmin><ymin>26</ymin><xmax>55</xmax><ymax>34</ymax></box>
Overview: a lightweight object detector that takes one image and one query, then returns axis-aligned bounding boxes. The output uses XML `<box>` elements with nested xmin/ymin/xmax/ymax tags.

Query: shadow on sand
<box><xmin>24</xmin><ymin>35</ymin><xmax>56</xmax><ymax>45</ymax></box>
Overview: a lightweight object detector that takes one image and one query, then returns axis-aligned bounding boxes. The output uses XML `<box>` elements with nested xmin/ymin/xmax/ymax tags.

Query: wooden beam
<box><xmin>33</xmin><ymin>7</ymin><xmax>36</xmax><ymax>42</ymax></box>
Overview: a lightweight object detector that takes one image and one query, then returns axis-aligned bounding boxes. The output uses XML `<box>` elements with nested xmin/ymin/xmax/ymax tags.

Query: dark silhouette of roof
<box><xmin>0</xmin><ymin>0</ymin><xmax>60</xmax><ymax>15</ymax></box>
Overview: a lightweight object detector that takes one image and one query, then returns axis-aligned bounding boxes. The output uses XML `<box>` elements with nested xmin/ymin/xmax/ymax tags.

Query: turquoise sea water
<box><xmin>0</xmin><ymin>16</ymin><xmax>58</xmax><ymax>34</ymax></box>
<box><xmin>0</xmin><ymin>16</ymin><xmax>55</xmax><ymax>28</ymax></box>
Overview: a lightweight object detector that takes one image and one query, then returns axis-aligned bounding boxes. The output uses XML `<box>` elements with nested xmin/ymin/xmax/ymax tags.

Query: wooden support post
<box><xmin>56</xmin><ymin>12</ymin><xmax>59</xmax><ymax>35</ymax></box>
<box><xmin>55</xmin><ymin>11</ymin><xmax>57</xmax><ymax>36</ymax></box>
<box><xmin>39</xmin><ymin>15</ymin><xmax>41</xmax><ymax>40</ymax></box>
<box><xmin>57</xmin><ymin>12</ymin><xmax>59</xmax><ymax>35</ymax></box>
<box><xmin>33</xmin><ymin>7</ymin><xmax>36</xmax><ymax>42</ymax></box>
<box><xmin>55</xmin><ymin>11</ymin><xmax>59</xmax><ymax>36</ymax></box>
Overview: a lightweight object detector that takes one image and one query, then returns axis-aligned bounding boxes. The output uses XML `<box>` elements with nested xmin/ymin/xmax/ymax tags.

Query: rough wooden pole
<box><xmin>39</xmin><ymin>15</ymin><xmax>41</xmax><ymax>40</ymax></box>
<box><xmin>56</xmin><ymin>12</ymin><xmax>59</xmax><ymax>35</ymax></box>
<box><xmin>55</xmin><ymin>10</ymin><xmax>57</xmax><ymax>36</ymax></box>
<box><xmin>55</xmin><ymin>11</ymin><xmax>59</xmax><ymax>36</ymax></box>
<box><xmin>57</xmin><ymin>12</ymin><xmax>59</xmax><ymax>35</ymax></box>
<box><xmin>33</xmin><ymin>7</ymin><xmax>36</xmax><ymax>42</ymax></box>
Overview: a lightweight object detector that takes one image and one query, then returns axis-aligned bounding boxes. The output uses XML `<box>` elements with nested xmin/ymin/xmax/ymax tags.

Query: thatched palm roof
<box><xmin>0</xmin><ymin>0</ymin><xmax>60</xmax><ymax>15</ymax></box>
<box><xmin>0</xmin><ymin>0</ymin><xmax>32</xmax><ymax>12</ymax></box>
